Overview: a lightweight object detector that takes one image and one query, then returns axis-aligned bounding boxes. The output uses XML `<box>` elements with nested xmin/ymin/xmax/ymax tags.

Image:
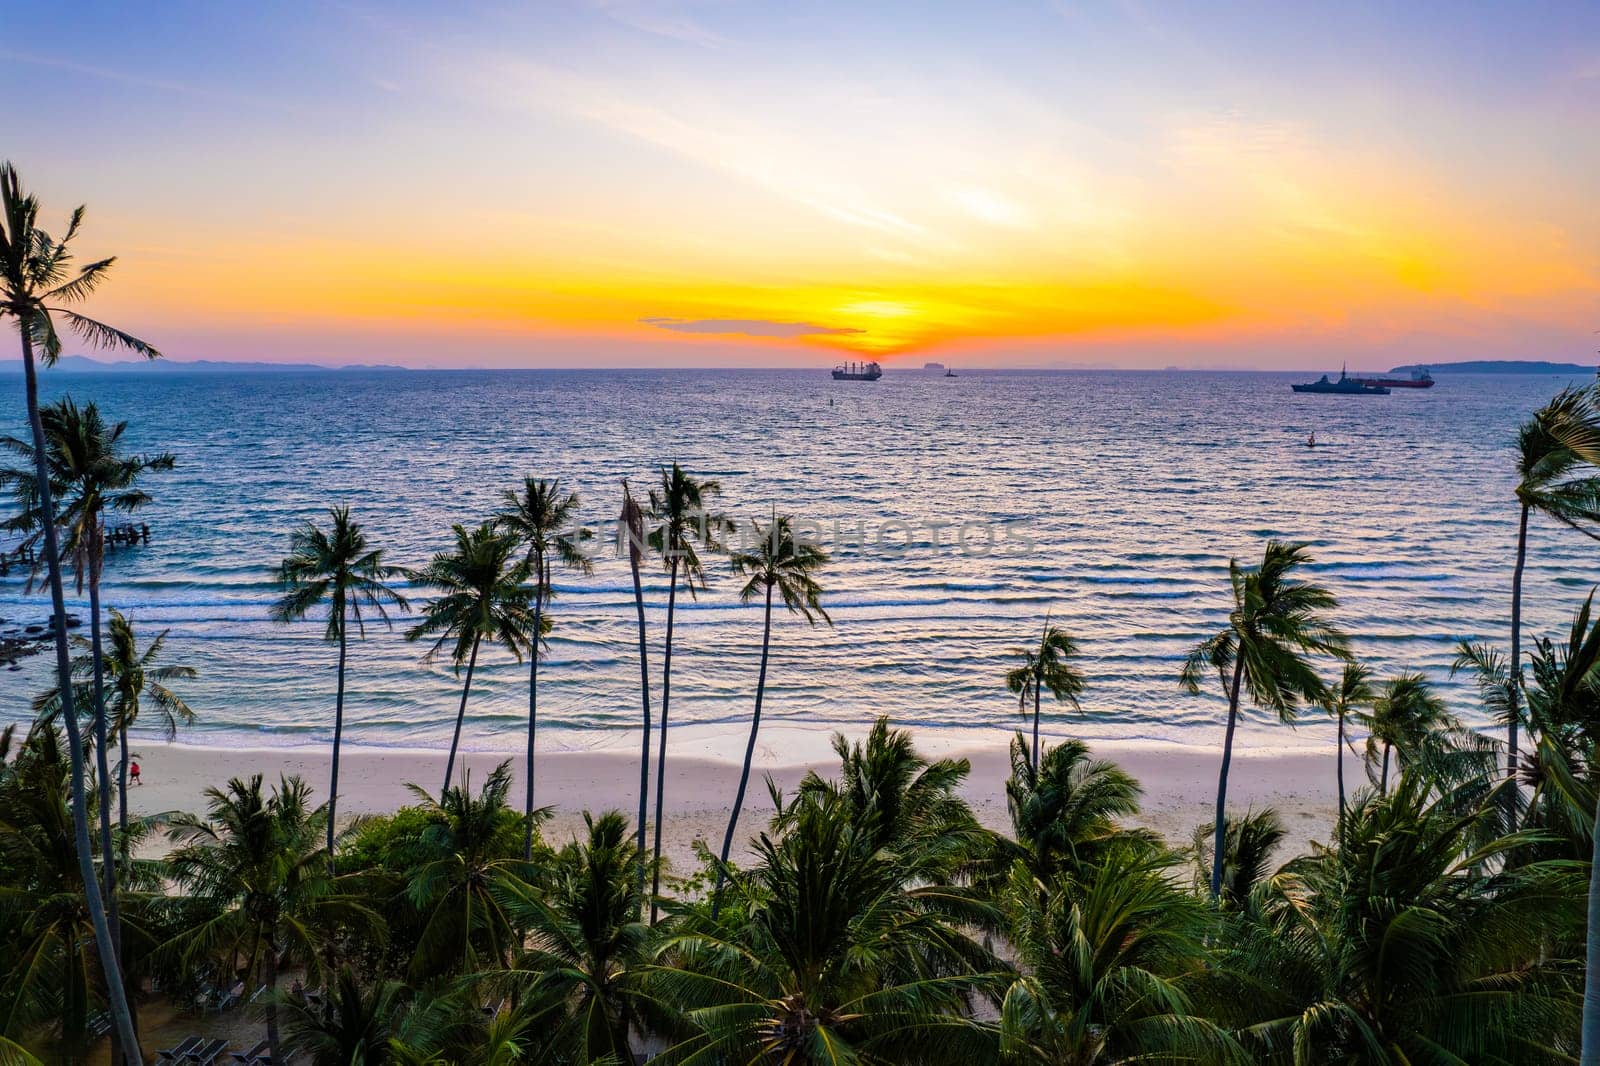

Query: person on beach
<box><xmin>130</xmin><ymin>760</ymin><xmax>142</xmax><ymax>785</ymax></box>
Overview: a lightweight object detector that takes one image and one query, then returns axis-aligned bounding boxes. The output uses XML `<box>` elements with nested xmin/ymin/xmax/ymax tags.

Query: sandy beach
<box><xmin>124</xmin><ymin>723</ymin><xmax>1342</xmax><ymax>871</ymax></box>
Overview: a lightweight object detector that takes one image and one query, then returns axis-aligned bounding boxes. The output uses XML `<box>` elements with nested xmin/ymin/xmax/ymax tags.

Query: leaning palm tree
<box><xmin>646</xmin><ymin>463</ymin><xmax>733</xmax><ymax>921</ymax></box>
<box><xmin>272</xmin><ymin>505</ymin><xmax>408</xmax><ymax>868</ymax></box>
<box><xmin>0</xmin><ymin>161</ymin><xmax>159</xmax><ymax>1062</ymax></box>
<box><xmin>1005</xmin><ymin>618</ymin><xmax>1085</xmax><ymax>772</ymax></box>
<box><xmin>406</xmin><ymin>523</ymin><xmax>536</xmax><ymax>794</ymax></box>
<box><xmin>1361</xmin><ymin>672</ymin><xmax>1460</xmax><ymax>793</ymax></box>
<box><xmin>494</xmin><ymin>477</ymin><xmax>593</xmax><ymax>860</ymax></box>
<box><xmin>1319</xmin><ymin>660</ymin><xmax>1374</xmax><ymax>835</ymax></box>
<box><xmin>0</xmin><ymin>398</ymin><xmax>173</xmax><ymax>901</ymax></box>
<box><xmin>1180</xmin><ymin>540</ymin><xmax>1347</xmax><ymax>900</ymax></box>
<box><xmin>619</xmin><ymin>482</ymin><xmax>652</xmax><ymax>904</ymax></box>
<box><xmin>712</xmin><ymin>512</ymin><xmax>830</xmax><ymax>918</ymax></box>
<box><xmin>34</xmin><ymin>609</ymin><xmax>197</xmax><ymax>867</ymax></box>
<box><xmin>1507</xmin><ymin>386</ymin><xmax>1600</xmax><ymax>786</ymax></box>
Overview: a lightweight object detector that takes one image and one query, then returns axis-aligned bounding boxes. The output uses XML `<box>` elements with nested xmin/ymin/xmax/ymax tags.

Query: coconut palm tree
<box><xmin>647</xmin><ymin>463</ymin><xmax>733</xmax><ymax>922</ymax></box>
<box><xmin>655</xmin><ymin>790</ymin><xmax>1001</xmax><ymax>1064</ymax></box>
<box><xmin>402</xmin><ymin>761</ymin><xmax>537</xmax><ymax>980</ymax></box>
<box><xmin>1361</xmin><ymin>673</ymin><xmax>1465</xmax><ymax>794</ymax></box>
<box><xmin>712</xmin><ymin>513</ymin><xmax>830</xmax><ymax>918</ymax></box>
<box><xmin>1320</xmin><ymin>661</ymin><xmax>1374</xmax><ymax>836</ymax></box>
<box><xmin>166</xmin><ymin>775</ymin><xmax>382</xmax><ymax>1064</ymax></box>
<box><xmin>0</xmin><ymin>161</ymin><xmax>160</xmax><ymax>1063</ymax></box>
<box><xmin>1180</xmin><ymin>540</ymin><xmax>1348</xmax><ymax>900</ymax></box>
<box><xmin>490</xmin><ymin>810</ymin><xmax>657</xmax><ymax>1063</ymax></box>
<box><xmin>33</xmin><ymin>610</ymin><xmax>196</xmax><ymax>870</ymax></box>
<box><xmin>1005</xmin><ymin>619</ymin><xmax>1085</xmax><ymax>773</ymax></box>
<box><xmin>997</xmin><ymin>846</ymin><xmax>1240</xmax><ymax>1064</ymax></box>
<box><xmin>1506</xmin><ymin>386</ymin><xmax>1600</xmax><ymax>788</ymax></box>
<box><xmin>271</xmin><ymin>505</ymin><xmax>408</xmax><ymax>868</ymax></box>
<box><xmin>619</xmin><ymin>482</ymin><xmax>652</xmax><ymax>904</ymax></box>
<box><xmin>1191</xmin><ymin>806</ymin><xmax>1285</xmax><ymax>910</ymax></box>
<box><xmin>494</xmin><ymin>477</ymin><xmax>592</xmax><ymax>860</ymax></box>
<box><xmin>406</xmin><ymin>523</ymin><xmax>536</xmax><ymax>794</ymax></box>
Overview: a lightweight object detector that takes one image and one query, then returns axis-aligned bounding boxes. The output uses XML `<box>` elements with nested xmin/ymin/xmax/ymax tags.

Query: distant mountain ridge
<box><xmin>1389</xmin><ymin>360</ymin><xmax>1594</xmax><ymax>374</ymax></box>
<box><xmin>0</xmin><ymin>355</ymin><xmax>407</xmax><ymax>374</ymax></box>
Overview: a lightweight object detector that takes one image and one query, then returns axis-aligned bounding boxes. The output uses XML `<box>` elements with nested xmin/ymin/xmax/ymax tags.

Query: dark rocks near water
<box><xmin>0</xmin><ymin>615</ymin><xmax>63</xmax><ymax>667</ymax></box>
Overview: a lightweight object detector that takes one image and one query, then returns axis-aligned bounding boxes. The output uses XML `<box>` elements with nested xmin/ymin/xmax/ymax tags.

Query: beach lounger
<box><xmin>188</xmin><ymin>1037</ymin><xmax>228</xmax><ymax>1066</ymax></box>
<box><xmin>252</xmin><ymin>1048</ymin><xmax>295</xmax><ymax>1066</ymax></box>
<box><xmin>230</xmin><ymin>1040</ymin><xmax>270</xmax><ymax>1064</ymax></box>
<box><xmin>157</xmin><ymin>1036</ymin><xmax>202</xmax><ymax>1063</ymax></box>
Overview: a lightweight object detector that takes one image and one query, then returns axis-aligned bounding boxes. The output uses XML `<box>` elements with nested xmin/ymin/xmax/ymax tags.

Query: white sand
<box><xmin>125</xmin><ymin>722</ymin><xmax>1342</xmax><ymax>872</ymax></box>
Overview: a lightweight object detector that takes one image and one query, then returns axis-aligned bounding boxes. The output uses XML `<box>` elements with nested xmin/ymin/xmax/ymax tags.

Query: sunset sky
<box><xmin>6</xmin><ymin>1</ymin><xmax>1598</xmax><ymax>369</ymax></box>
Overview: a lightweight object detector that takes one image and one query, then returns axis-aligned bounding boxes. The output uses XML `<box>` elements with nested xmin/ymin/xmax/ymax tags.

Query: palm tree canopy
<box><xmin>272</xmin><ymin>505</ymin><xmax>409</xmax><ymax>642</ymax></box>
<box><xmin>1005</xmin><ymin>621</ymin><xmax>1085</xmax><ymax>710</ymax></box>
<box><xmin>405</xmin><ymin>523</ymin><xmax>537</xmax><ymax>669</ymax></box>
<box><xmin>1321</xmin><ymin>660</ymin><xmax>1375</xmax><ymax>724</ymax></box>
<box><xmin>0</xmin><ymin>162</ymin><xmax>161</xmax><ymax>364</ymax></box>
<box><xmin>998</xmin><ymin>733</ymin><xmax>1149</xmax><ymax>884</ymax></box>
<box><xmin>33</xmin><ymin>609</ymin><xmax>197</xmax><ymax>739</ymax></box>
<box><xmin>647</xmin><ymin>462</ymin><xmax>733</xmax><ymax>594</ymax></box>
<box><xmin>1514</xmin><ymin>385</ymin><xmax>1600</xmax><ymax>535</ymax></box>
<box><xmin>1180</xmin><ymin>539</ymin><xmax>1350</xmax><ymax>720</ymax></box>
<box><xmin>729</xmin><ymin>513</ymin><xmax>830</xmax><ymax>625</ymax></box>
<box><xmin>494</xmin><ymin>476</ymin><xmax>594</xmax><ymax>592</ymax></box>
<box><xmin>0</xmin><ymin>396</ymin><xmax>174</xmax><ymax>587</ymax></box>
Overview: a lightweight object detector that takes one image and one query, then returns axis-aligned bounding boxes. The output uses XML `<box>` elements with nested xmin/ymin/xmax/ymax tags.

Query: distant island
<box><xmin>1389</xmin><ymin>360</ymin><xmax>1595</xmax><ymax>375</ymax></box>
<box><xmin>923</xmin><ymin>362</ymin><xmax>946</xmax><ymax>371</ymax></box>
<box><xmin>0</xmin><ymin>355</ymin><xmax>408</xmax><ymax>374</ymax></box>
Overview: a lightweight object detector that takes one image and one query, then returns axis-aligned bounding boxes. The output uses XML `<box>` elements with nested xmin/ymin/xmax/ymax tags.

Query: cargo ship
<box><xmin>1349</xmin><ymin>367</ymin><xmax>1434</xmax><ymax>389</ymax></box>
<box><xmin>832</xmin><ymin>360</ymin><xmax>883</xmax><ymax>381</ymax></box>
<box><xmin>1291</xmin><ymin>367</ymin><xmax>1389</xmax><ymax>395</ymax></box>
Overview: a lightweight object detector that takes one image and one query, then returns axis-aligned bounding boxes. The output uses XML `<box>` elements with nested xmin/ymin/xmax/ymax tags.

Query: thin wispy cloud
<box><xmin>642</xmin><ymin>317</ymin><xmax>864</xmax><ymax>337</ymax></box>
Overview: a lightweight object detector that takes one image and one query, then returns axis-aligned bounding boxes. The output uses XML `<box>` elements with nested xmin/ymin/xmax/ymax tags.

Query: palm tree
<box><xmin>1180</xmin><ymin>540</ymin><xmax>1348</xmax><ymax>900</ymax></box>
<box><xmin>0</xmin><ymin>161</ymin><xmax>160</xmax><ymax>1063</ymax></box>
<box><xmin>655</xmin><ymin>790</ymin><xmax>1001</xmax><ymax>1064</ymax></box>
<box><xmin>402</xmin><ymin>761</ymin><xmax>536</xmax><ymax>979</ymax></box>
<box><xmin>0</xmin><ymin>397</ymin><xmax>173</xmax><ymax>899</ymax></box>
<box><xmin>406</xmin><ymin>523</ymin><xmax>535</xmax><ymax>794</ymax></box>
<box><xmin>1507</xmin><ymin>386</ymin><xmax>1600</xmax><ymax>788</ymax></box>
<box><xmin>494</xmin><ymin>477</ymin><xmax>592</xmax><ymax>860</ymax></box>
<box><xmin>1320</xmin><ymin>661</ymin><xmax>1374</xmax><ymax>836</ymax></box>
<box><xmin>647</xmin><ymin>463</ymin><xmax>733</xmax><ymax>923</ymax></box>
<box><xmin>1005</xmin><ymin>619</ymin><xmax>1085</xmax><ymax>772</ymax></box>
<box><xmin>1361</xmin><ymin>673</ymin><xmax>1466</xmax><ymax>793</ymax></box>
<box><xmin>272</xmin><ymin>506</ymin><xmax>407</xmax><ymax>868</ymax></box>
<box><xmin>490</xmin><ymin>811</ymin><xmax>657</xmax><ymax>1062</ymax></box>
<box><xmin>1191</xmin><ymin>806</ymin><xmax>1285</xmax><ymax>909</ymax></box>
<box><xmin>619</xmin><ymin>482</ymin><xmax>652</xmax><ymax>905</ymax></box>
<box><xmin>998</xmin><ymin>847</ymin><xmax>1239</xmax><ymax>1064</ymax></box>
<box><xmin>712</xmin><ymin>513</ymin><xmax>830</xmax><ymax>918</ymax></box>
<box><xmin>34</xmin><ymin>610</ymin><xmax>197</xmax><ymax>869</ymax></box>
<box><xmin>167</xmin><ymin>775</ymin><xmax>382</xmax><ymax>1064</ymax></box>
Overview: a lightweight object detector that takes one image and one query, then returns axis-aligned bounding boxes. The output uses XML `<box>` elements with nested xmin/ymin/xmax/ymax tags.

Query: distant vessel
<box><xmin>832</xmin><ymin>361</ymin><xmax>883</xmax><ymax>381</ymax></box>
<box><xmin>923</xmin><ymin>362</ymin><xmax>946</xmax><ymax>371</ymax></box>
<box><xmin>945</xmin><ymin>368</ymin><xmax>957</xmax><ymax>378</ymax></box>
<box><xmin>1348</xmin><ymin>367</ymin><xmax>1434</xmax><ymax>389</ymax></box>
<box><xmin>1292</xmin><ymin>366</ymin><xmax>1389</xmax><ymax>395</ymax></box>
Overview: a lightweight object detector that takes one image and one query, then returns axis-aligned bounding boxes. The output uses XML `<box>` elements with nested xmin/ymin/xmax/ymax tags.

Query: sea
<box><xmin>2</xmin><ymin>367</ymin><xmax>1597</xmax><ymax>759</ymax></box>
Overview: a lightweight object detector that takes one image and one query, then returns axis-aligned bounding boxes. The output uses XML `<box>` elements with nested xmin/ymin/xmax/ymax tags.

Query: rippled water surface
<box><xmin>3</xmin><ymin>368</ymin><xmax>1596</xmax><ymax>753</ymax></box>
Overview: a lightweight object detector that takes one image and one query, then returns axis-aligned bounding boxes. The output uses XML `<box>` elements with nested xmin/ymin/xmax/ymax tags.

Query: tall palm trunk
<box><xmin>650</xmin><ymin>558</ymin><xmax>679</xmax><ymax>923</ymax></box>
<box><xmin>117</xmin><ymin>723</ymin><xmax>130</xmax><ymax>863</ymax></box>
<box><xmin>1381</xmin><ymin>743</ymin><xmax>1391</xmax><ymax>795</ymax></box>
<box><xmin>1209</xmin><ymin>655</ymin><xmax>1246</xmax><ymax>901</ymax></box>
<box><xmin>20</xmin><ymin>332</ymin><xmax>141</xmax><ymax>1062</ymax></box>
<box><xmin>713</xmin><ymin>581</ymin><xmax>774</xmax><ymax>919</ymax></box>
<box><xmin>441</xmin><ymin>635</ymin><xmax>481</xmax><ymax>794</ymax></box>
<box><xmin>88</xmin><ymin>546</ymin><xmax>129</xmax><ymax>1060</ymax></box>
<box><xmin>1581</xmin><ymin>790</ymin><xmax>1600</xmax><ymax>1064</ymax></box>
<box><xmin>263</xmin><ymin>943</ymin><xmax>281</xmax><ymax>1064</ymax></box>
<box><xmin>1509</xmin><ymin>502</ymin><xmax>1529</xmax><ymax>803</ymax></box>
<box><xmin>524</xmin><ymin>564</ymin><xmax>545</xmax><ymax>861</ymax></box>
<box><xmin>327</xmin><ymin>605</ymin><xmax>348</xmax><ymax>871</ymax></box>
<box><xmin>1335</xmin><ymin>706</ymin><xmax>1346</xmax><ymax>845</ymax></box>
<box><xmin>628</xmin><ymin>538</ymin><xmax>651</xmax><ymax>906</ymax></box>
<box><xmin>1031</xmin><ymin>678</ymin><xmax>1041</xmax><ymax>772</ymax></box>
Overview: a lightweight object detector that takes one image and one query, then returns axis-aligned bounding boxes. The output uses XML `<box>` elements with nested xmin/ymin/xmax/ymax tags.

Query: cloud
<box><xmin>642</xmin><ymin>317</ymin><xmax>864</xmax><ymax>337</ymax></box>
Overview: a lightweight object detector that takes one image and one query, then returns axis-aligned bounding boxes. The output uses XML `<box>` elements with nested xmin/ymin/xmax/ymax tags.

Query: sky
<box><xmin>3</xmin><ymin>0</ymin><xmax>1598</xmax><ymax>369</ymax></box>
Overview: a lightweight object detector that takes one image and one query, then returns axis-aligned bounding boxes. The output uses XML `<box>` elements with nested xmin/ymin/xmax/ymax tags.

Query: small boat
<box><xmin>832</xmin><ymin>361</ymin><xmax>883</xmax><ymax>381</ymax></box>
<box><xmin>945</xmin><ymin>368</ymin><xmax>957</xmax><ymax>378</ymax></box>
<box><xmin>1348</xmin><ymin>367</ymin><xmax>1434</xmax><ymax>389</ymax></box>
<box><xmin>1291</xmin><ymin>366</ymin><xmax>1389</xmax><ymax>395</ymax></box>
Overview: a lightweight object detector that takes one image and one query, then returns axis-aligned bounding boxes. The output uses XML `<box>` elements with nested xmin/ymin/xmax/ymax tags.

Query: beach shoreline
<box><xmin>127</xmin><ymin>725</ymin><xmax>1343</xmax><ymax>871</ymax></box>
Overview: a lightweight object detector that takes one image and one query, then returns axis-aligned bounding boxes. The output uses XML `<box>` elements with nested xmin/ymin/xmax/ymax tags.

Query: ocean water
<box><xmin>2</xmin><ymin>367</ymin><xmax>1597</xmax><ymax>756</ymax></box>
